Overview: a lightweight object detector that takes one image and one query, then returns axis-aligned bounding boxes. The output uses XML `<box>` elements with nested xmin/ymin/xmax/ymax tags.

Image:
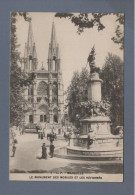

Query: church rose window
<box><xmin>37</xmin><ymin>81</ymin><xmax>48</xmax><ymax>96</ymax></box>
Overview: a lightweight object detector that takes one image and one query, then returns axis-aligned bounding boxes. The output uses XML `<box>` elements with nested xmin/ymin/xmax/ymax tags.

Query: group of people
<box><xmin>41</xmin><ymin>142</ymin><xmax>55</xmax><ymax>159</ymax></box>
<box><xmin>41</xmin><ymin>128</ymin><xmax>56</xmax><ymax>159</ymax></box>
<box><xmin>38</xmin><ymin>131</ymin><xmax>45</xmax><ymax>139</ymax></box>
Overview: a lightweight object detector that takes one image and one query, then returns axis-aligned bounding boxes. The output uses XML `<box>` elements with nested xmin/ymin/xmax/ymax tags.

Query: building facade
<box><xmin>22</xmin><ymin>20</ymin><xmax>64</xmax><ymax>126</ymax></box>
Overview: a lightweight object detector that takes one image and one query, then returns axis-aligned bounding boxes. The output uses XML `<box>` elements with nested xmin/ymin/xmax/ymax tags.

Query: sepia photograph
<box><xmin>10</xmin><ymin>12</ymin><xmax>124</xmax><ymax>182</ymax></box>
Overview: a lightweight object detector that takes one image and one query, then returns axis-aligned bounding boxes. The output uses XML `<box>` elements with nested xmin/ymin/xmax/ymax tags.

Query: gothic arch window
<box><xmin>37</xmin><ymin>81</ymin><xmax>48</xmax><ymax>96</ymax></box>
<box><xmin>29</xmin><ymin>115</ymin><xmax>33</xmax><ymax>123</ymax></box>
<box><xmin>44</xmin><ymin>97</ymin><xmax>49</xmax><ymax>103</ymax></box>
<box><xmin>53</xmin><ymin>107</ymin><xmax>58</xmax><ymax>123</ymax></box>
<box><xmin>28</xmin><ymin>86</ymin><xmax>33</xmax><ymax>95</ymax></box>
<box><xmin>40</xmin><ymin>115</ymin><xmax>47</xmax><ymax>122</ymax></box>
<box><xmin>44</xmin><ymin>115</ymin><xmax>47</xmax><ymax>122</ymax></box>
<box><xmin>40</xmin><ymin>115</ymin><xmax>43</xmax><ymax>122</ymax></box>
<box><xmin>37</xmin><ymin>97</ymin><xmax>42</xmax><ymax>103</ymax></box>
<box><xmin>53</xmin><ymin>115</ymin><xmax>58</xmax><ymax>123</ymax></box>
<box><xmin>28</xmin><ymin>97</ymin><xmax>33</xmax><ymax>103</ymax></box>
<box><xmin>52</xmin><ymin>81</ymin><xmax>58</xmax><ymax>103</ymax></box>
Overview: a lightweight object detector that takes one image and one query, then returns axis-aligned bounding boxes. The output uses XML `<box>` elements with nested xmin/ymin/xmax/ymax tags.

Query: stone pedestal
<box><xmin>88</xmin><ymin>72</ymin><xmax>102</xmax><ymax>102</ymax></box>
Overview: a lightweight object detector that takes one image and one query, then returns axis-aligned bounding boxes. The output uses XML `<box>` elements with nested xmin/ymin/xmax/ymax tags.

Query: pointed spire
<box><xmin>27</xmin><ymin>19</ymin><xmax>34</xmax><ymax>56</ymax></box>
<box><xmin>48</xmin><ymin>22</ymin><xmax>61</xmax><ymax>72</ymax></box>
<box><xmin>56</xmin><ymin>44</ymin><xmax>60</xmax><ymax>59</ymax></box>
<box><xmin>51</xmin><ymin>22</ymin><xmax>57</xmax><ymax>48</ymax></box>
<box><xmin>33</xmin><ymin>43</ymin><xmax>37</xmax><ymax>58</ymax></box>
<box><xmin>24</xmin><ymin>43</ymin><xmax>27</xmax><ymax>58</ymax></box>
<box><xmin>48</xmin><ymin>43</ymin><xmax>51</xmax><ymax>59</ymax></box>
<box><xmin>23</xmin><ymin>19</ymin><xmax>38</xmax><ymax>72</ymax></box>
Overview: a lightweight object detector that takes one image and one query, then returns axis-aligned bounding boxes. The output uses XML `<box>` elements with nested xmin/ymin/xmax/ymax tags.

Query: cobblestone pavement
<box><xmin>10</xmin><ymin>132</ymin><xmax>123</xmax><ymax>174</ymax></box>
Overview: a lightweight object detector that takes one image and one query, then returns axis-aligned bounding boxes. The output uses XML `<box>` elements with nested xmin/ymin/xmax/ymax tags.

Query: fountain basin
<box><xmin>54</xmin><ymin>146</ymin><xmax>123</xmax><ymax>161</ymax></box>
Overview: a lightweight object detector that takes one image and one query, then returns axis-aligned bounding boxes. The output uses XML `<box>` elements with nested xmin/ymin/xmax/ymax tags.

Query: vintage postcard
<box><xmin>10</xmin><ymin>12</ymin><xmax>124</xmax><ymax>182</ymax></box>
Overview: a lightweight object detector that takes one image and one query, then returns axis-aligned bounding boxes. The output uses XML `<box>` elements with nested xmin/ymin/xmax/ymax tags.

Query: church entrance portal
<box><xmin>40</xmin><ymin>115</ymin><xmax>47</xmax><ymax>122</ymax></box>
<box><xmin>38</xmin><ymin>104</ymin><xmax>49</xmax><ymax>123</ymax></box>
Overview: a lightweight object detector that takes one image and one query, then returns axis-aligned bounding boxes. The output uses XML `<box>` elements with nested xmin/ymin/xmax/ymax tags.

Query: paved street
<box><xmin>10</xmin><ymin>132</ymin><xmax>123</xmax><ymax>174</ymax></box>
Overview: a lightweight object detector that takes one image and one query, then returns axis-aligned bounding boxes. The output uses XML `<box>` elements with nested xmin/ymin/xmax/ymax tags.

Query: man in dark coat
<box><xmin>50</xmin><ymin>143</ymin><xmax>55</xmax><ymax>158</ymax></box>
<box><xmin>42</xmin><ymin>143</ymin><xmax>47</xmax><ymax>159</ymax></box>
<box><xmin>50</xmin><ymin>134</ymin><xmax>54</xmax><ymax>144</ymax></box>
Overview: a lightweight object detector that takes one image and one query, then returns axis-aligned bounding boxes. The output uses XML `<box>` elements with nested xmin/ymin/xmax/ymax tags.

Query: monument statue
<box><xmin>87</xmin><ymin>46</ymin><xmax>100</xmax><ymax>74</ymax></box>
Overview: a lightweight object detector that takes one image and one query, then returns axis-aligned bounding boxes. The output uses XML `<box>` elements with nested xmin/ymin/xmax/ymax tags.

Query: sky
<box><xmin>16</xmin><ymin>12</ymin><xmax>124</xmax><ymax>91</ymax></box>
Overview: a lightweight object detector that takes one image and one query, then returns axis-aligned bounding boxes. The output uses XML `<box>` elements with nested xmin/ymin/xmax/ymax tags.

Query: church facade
<box><xmin>22</xmin><ymin>21</ymin><xmax>64</xmax><ymax>126</ymax></box>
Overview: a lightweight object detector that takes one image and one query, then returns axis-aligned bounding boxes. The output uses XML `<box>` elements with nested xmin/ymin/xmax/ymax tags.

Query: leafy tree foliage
<box><xmin>66</xmin><ymin>69</ymin><xmax>88</xmax><ymax>124</ymax></box>
<box><xmin>100</xmin><ymin>53</ymin><xmax>124</xmax><ymax>128</ymax></box>
<box><xmin>10</xmin><ymin>12</ymin><xmax>35</xmax><ymax>126</ymax></box>
<box><xmin>111</xmin><ymin>13</ymin><xmax>124</xmax><ymax>50</ymax></box>
<box><xmin>55</xmin><ymin>13</ymin><xmax>124</xmax><ymax>50</ymax></box>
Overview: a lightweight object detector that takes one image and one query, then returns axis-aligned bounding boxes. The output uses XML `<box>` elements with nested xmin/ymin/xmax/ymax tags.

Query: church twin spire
<box><xmin>48</xmin><ymin>22</ymin><xmax>61</xmax><ymax>72</ymax></box>
<box><xmin>23</xmin><ymin>20</ymin><xmax>60</xmax><ymax>73</ymax></box>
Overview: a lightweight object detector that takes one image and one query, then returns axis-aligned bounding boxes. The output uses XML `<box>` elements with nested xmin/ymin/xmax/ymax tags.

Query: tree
<box><xmin>55</xmin><ymin>13</ymin><xmax>124</xmax><ymax>50</ymax></box>
<box><xmin>66</xmin><ymin>69</ymin><xmax>88</xmax><ymax>125</ymax></box>
<box><xmin>10</xmin><ymin>12</ymin><xmax>35</xmax><ymax>126</ymax></box>
<box><xmin>99</xmin><ymin>53</ymin><xmax>124</xmax><ymax>128</ymax></box>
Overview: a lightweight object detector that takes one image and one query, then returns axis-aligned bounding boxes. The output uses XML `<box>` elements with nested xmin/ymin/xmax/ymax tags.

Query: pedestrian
<box><xmin>43</xmin><ymin>131</ymin><xmax>45</xmax><ymax>138</ymax></box>
<box><xmin>19</xmin><ymin>124</ymin><xmax>22</xmax><ymax>135</ymax></box>
<box><xmin>42</xmin><ymin>143</ymin><xmax>47</xmax><ymax>159</ymax></box>
<box><xmin>41</xmin><ymin>132</ymin><xmax>43</xmax><ymax>140</ymax></box>
<box><xmin>50</xmin><ymin>135</ymin><xmax>54</xmax><ymax>144</ymax></box>
<box><xmin>22</xmin><ymin>123</ymin><xmax>25</xmax><ymax>135</ymax></box>
<box><xmin>50</xmin><ymin>143</ymin><xmax>55</xmax><ymax>158</ymax></box>
<box><xmin>12</xmin><ymin>143</ymin><xmax>16</xmax><ymax>157</ymax></box>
